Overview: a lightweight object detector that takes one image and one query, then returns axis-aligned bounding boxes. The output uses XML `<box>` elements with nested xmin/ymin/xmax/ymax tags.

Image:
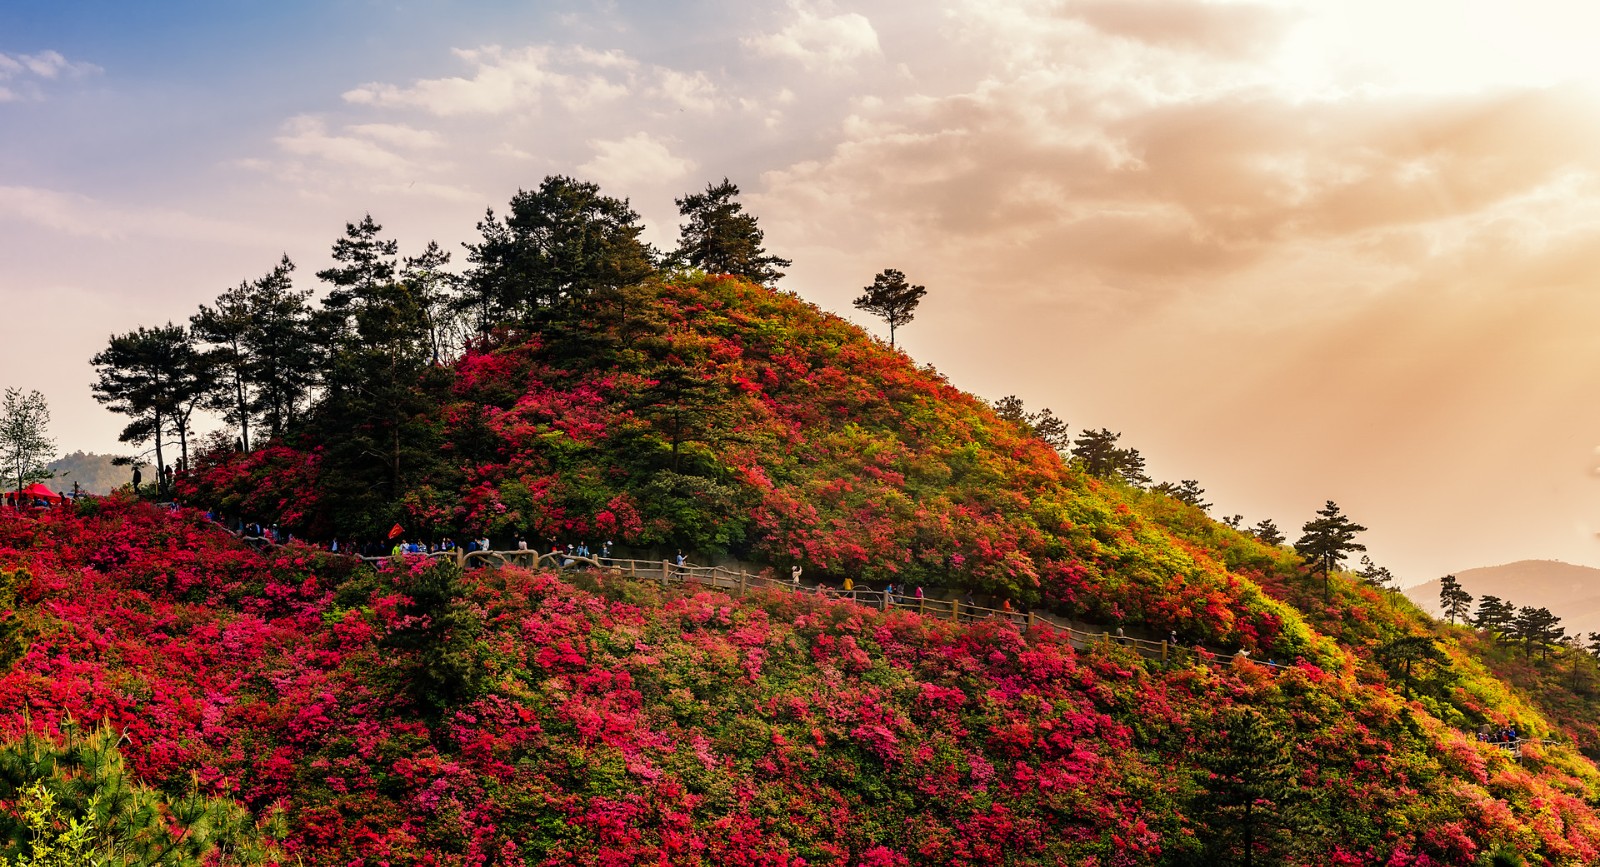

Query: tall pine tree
<box><xmin>672</xmin><ymin>178</ymin><xmax>791</xmax><ymax>286</ymax></box>
<box><xmin>1294</xmin><ymin>501</ymin><xmax>1367</xmax><ymax>599</ymax></box>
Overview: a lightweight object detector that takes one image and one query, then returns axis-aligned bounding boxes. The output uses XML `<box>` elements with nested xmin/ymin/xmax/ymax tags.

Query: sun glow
<box><xmin>1270</xmin><ymin>0</ymin><xmax>1600</xmax><ymax>98</ymax></box>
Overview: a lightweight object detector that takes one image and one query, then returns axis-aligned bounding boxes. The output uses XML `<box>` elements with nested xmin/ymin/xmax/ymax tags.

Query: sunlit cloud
<box><xmin>341</xmin><ymin>45</ymin><xmax>639</xmax><ymax>117</ymax></box>
<box><xmin>578</xmin><ymin>132</ymin><xmax>696</xmax><ymax>189</ymax></box>
<box><xmin>744</xmin><ymin>1</ymin><xmax>882</xmax><ymax>73</ymax></box>
<box><xmin>274</xmin><ymin>115</ymin><xmax>419</xmax><ymax>174</ymax></box>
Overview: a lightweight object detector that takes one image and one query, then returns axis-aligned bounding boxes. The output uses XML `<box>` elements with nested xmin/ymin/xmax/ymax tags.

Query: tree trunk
<box><xmin>234</xmin><ymin>365</ymin><xmax>250</xmax><ymax>452</ymax></box>
<box><xmin>153</xmin><ymin>408</ymin><xmax>167</xmax><ymax>499</ymax></box>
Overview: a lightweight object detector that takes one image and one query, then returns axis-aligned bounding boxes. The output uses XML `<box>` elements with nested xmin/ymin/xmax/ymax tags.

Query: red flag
<box><xmin>388</xmin><ymin>523</ymin><xmax>404</xmax><ymax>539</ymax></box>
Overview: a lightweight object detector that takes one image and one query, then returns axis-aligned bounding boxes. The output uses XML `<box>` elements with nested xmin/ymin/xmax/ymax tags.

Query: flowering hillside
<box><xmin>5</xmin><ymin>500</ymin><xmax>1600</xmax><ymax>865</ymax></box>
<box><xmin>187</xmin><ymin>275</ymin><xmax>1326</xmax><ymax>661</ymax></box>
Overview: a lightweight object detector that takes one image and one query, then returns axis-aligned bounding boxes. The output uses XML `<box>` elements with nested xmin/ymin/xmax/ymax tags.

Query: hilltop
<box><xmin>185</xmin><ymin>273</ymin><xmax>1316</xmax><ymax>660</ymax></box>
<box><xmin>1409</xmin><ymin>561</ymin><xmax>1600</xmax><ymax>637</ymax></box>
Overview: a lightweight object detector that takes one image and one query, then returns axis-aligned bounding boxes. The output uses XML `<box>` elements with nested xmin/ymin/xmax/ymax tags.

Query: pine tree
<box><xmin>1294</xmin><ymin>501</ymin><xmax>1367</xmax><ymax>599</ymax></box>
<box><xmin>1252</xmin><ymin>519</ymin><xmax>1285</xmax><ymax>546</ymax></box>
<box><xmin>1512</xmin><ymin>606</ymin><xmax>1564</xmax><ymax>660</ymax></box>
<box><xmin>309</xmin><ymin>221</ymin><xmax>441</xmax><ymax>537</ymax></box>
<box><xmin>1191</xmin><ymin>708</ymin><xmax>1301</xmax><ymax>866</ymax></box>
<box><xmin>1154</xmin><ymin>479</ymin><xmax>1211</xmax><ymax>511</ymax></box>
<box><xmin>672</xmin><ymin>178</ymin><xmax>791</xmax><ymax>286</ymax></box>
<box><xmin>1356</xmin><ymin>555</ymin><xmax>1395</xmax><ymax>591</ymax></box>
<box><xmin>244</xmin><ymin>259</ymin><xmax>319</xmax><ymax>439</ymax></box>
<box><xmin>1474</xmin><ymin>595</ymin><xmax>1515</xmax><ymax>639</ymax></box>
<box><xmin>462</xmin><ymin>176</ymin><xmax>656</xmax><ymax>325</ymax></box>
<box><xmin>993</xmin><ymin>395</ymin><xmax>1028</xmax><ymax>424</ymax></box>
<box><xmin>1375</xmin><ymin>633</ymin><xmax>1453</xmax><ymax>700</ymax></box>
<box><xmin>90</xmin><ymin>324</ymin><xmax>208</xmax><ymax>498</ymax></box>
<box><xmin>853</xmin><ymin>268</ymin><xmax>927</xmax><ymax>348</ymax></box>
<box><xmin>191</xmin><ymin>278</ymin><xmax>258</xmax><ymax>452</ymax></box>
<box><xmin>1028</xmin><ymin>407</ymin><xmax>1070</xmax><ymax>450</ymax></box>
<box><xmin>1070</xmin><ymin>428</ymin><xmax>1149</xmax><ymax>486</ymax></box>
<box><xmin>0</xmin><ymin>722</ymin><xmax>282</xmax><ymax>865</ymax></box>
<box><xmin>402</xmin><ymin>241</ymin><xmax>466</xmax><ymax>365</ymax></box>
<box><xmin>1438</xmin><ymin>574</ymin><xmax>1474</xmax><ymax>625</ymax></box>
<box><xmin>991</xmin><ymin>396</ymin><xmax>1069</xmax><ymax>450</ymax></box>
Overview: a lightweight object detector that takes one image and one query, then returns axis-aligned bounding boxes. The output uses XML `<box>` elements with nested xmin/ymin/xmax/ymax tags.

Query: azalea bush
<box><xmin>3</xmin><ymin>501</ymin><xmax>1600</xmax><ymax>865</ymax></box>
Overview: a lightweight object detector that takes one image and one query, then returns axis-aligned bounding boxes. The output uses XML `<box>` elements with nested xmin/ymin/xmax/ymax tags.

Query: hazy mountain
<box><xmin>1408</xmin><ymin>559</ymin><xmax>1600</xmax><ymax>635</ymax></box>
<box><xmin>43</xmin><ymin>450</ymin><xmax>150</xmax><ymax>495</ymax></box>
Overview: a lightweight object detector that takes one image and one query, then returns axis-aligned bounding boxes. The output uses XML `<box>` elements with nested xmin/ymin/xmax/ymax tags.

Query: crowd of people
<box><xmin>2</xmin><ymin>490</ymin><xmax>77</xmax><ymax>509</ymax></box>
<box><xmin>1479</xmin><ymin>725</ymin><xmax>1523</xmax><ymax>747</ymax></box>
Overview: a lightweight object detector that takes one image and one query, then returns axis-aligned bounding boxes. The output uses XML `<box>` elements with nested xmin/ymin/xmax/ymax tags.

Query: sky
<box><xmin>8</xmin><ymin>0</ymin><xmax>1600</xmax><ymax>586</ymax></box>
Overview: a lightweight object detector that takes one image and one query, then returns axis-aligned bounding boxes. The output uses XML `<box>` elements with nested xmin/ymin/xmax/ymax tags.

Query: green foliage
<box><xmin>1356</xmin><ymin>555</ymin><xmax>1395</xmax><ymax>590</ymax></box>
<box><xmin>191</xmin><ymin>255</ymin><xmax>319</xmax><ymax>449</ymax></box>
<box><xmin>1251</xmin><ymin>519</ymin><xmax>1285</xmax><ymax>547</ymax></box>
<box><xmin>1475</xmin><ymin>595</ymin><xmax>1515</xmax><ymax>637</ymax></box>
<box><xmin>377</xmin><ymin>558</ymin><xmax>486</xmax><ymax>717</ymax></box>
<box><xmin>0</xmin><ymin>388</ymin><xmax>54</xmax><ymax>496</ymax></box>
<box><xmin>0</xmin><ymin>723</ymin><xmax>280</xmax><ymax>866</ymax></box>
<box><xmin>1375</xmin><ymin>633</ymin><xmax>1454</xmax><ymax>701</ymax></box>
<box><xmin>992</xmin><ymin>395</ymin><xmax>1069</xmax><ymax>450</ymax></box>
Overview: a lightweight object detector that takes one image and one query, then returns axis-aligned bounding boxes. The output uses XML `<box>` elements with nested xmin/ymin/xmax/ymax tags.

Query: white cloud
<box><xmin>577</xmin><ymin>132</ymin><xmax>695</xmax><ymax>188</ymax></box>
<box><xmin>0</xmin><ymin>49</ymin><xmax>102</xmax><ymax>101</ymax></box>
<box><xmin>342</xmin><ymin>44</ymin><xmax>637</xmax><ymax>117</ymax></box>
<box><xmin>0</xmin><ymin>50</ymin><xmax>101</xmax><ymax>81</ymax></box>
<box><xmin>274</xmin><ymin>115</ymin><xmax>417</xmax><ymax>174</ymax></box>
<box><xmin>491</xmin><ymin>142</ymin><xmax>537</xmax><ymax>160</ymax></box>
<box><xmin>652</xmin><ymin>69</ymin><xmax>718</xmax><ymax>113</ymax></box>
<box><xmin>346</xmin><ymin>123</ymin><xmax>445</xmax><ymax>150</ymax></box>
<box><xmin>744</xmin><ymin>1</ymin><xmax>882</xmax><ymax>73</ymax></box>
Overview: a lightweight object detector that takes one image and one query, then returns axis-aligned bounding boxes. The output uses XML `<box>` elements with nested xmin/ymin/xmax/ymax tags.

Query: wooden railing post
<box><xmin>740</xmin><ymin>569</ymin><xmax>748</xmax><ymax>596</ymax></box>
<box><xmin>1161</xmin><ymin>641</ymin><xmax>1168</xmax><ymax>663</ymax></box>
<box><xmin>918</xmin><ymin>597</ymin><xmax>925</xmax><ymax>617</ymax></box>
<box><xmin>662</xmin><ymin>560</ymin><xmax>671</xmax><ymax>584</ymax></box>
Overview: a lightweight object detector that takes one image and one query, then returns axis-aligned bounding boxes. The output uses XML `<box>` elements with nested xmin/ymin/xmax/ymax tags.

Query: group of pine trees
<box><xmin>1459</xmin><ymin>581</ymin><xmax>1577</xmax><ymax>660</ymax></box>
<box><xmin>87</xmin><ymin>177</ymin><xmax>927</xmax><ymax>502</ymax></box>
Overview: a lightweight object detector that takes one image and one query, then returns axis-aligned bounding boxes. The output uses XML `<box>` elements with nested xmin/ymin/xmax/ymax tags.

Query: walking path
<box><xmin>353</xmin><ymin>547</ymin><xmax>1289</xmax><ymax>675</ymax></box>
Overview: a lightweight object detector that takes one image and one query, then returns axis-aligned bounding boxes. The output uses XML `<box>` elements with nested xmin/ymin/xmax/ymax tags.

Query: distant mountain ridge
<box><xmin>43</xmin><ymin>451</ymin><xmax>149</xmax><ymax>495</ymax></box>
<box><xmin>1407</xmin><ymin>559</ymin><xmax>1600</xmax><ymax>635</ymax></box>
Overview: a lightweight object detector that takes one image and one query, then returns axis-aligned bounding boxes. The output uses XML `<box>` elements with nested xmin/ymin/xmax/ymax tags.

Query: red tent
<box><xmin>19</xmin><ymin>483</ymin><xmax>65</xmax><ymax>503</ymax></box>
